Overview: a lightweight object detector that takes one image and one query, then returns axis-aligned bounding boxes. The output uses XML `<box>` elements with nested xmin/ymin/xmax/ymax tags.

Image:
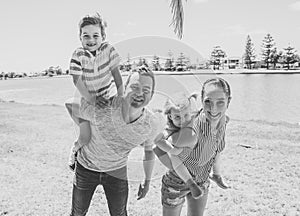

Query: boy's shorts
<box><xmin>161</xmin><ymin>170</ymin><xmax>210</xmax><ymax>208</ymax></box>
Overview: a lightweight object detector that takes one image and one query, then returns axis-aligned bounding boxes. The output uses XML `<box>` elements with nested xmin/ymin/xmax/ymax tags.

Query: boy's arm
<box><xmin>111</xmin><ymin>67</ymin><xmax>124</xmax><ymax>96</ymax></box>
<box><xmin>72</xmin><ymin>74</ymin><xmax>95</xmax><ymax>104</ymax></box>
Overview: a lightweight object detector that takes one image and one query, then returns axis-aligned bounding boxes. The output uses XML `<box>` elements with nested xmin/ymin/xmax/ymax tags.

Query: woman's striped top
<box><xmin>178</xmin><ymin>109</ymin><xmax>229</xmax><ymax>183</ymax></box>
<box><xmin>69</xmin><ymin>42</ymin><xmax>121</xmax><ymax>99</ymax></box>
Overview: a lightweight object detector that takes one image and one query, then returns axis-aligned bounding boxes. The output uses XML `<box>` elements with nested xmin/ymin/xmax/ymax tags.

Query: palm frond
<box><xmin>169</xmin><ymin>0</ymin><xmax>185</xmax><ymax>39</ymax></box>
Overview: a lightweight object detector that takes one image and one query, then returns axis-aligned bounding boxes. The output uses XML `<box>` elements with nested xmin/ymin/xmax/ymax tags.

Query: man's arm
<box><xmin>137</xmin><ymin>147</ymin><xmax>155</xmax><ymax>200</ymax></box>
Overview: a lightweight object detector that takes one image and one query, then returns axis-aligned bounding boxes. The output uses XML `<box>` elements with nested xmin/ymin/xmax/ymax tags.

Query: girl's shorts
<box><xmin>161</xmin><ymin>170</ymin><xmax>210</xmax><ymax>208</ymax></box>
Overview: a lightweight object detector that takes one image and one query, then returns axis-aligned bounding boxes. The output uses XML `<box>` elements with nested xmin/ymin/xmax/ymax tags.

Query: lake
<box><xmin>0</xmin><ymin>73</ymin><xmax>299</xmax><ymax>124</ymax></box>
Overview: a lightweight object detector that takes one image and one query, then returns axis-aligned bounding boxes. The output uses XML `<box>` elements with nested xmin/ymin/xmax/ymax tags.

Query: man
<box><xmin>66</xmin><ymin>67</ymin><xmax>164</xmax><ymax>216</ymax></box>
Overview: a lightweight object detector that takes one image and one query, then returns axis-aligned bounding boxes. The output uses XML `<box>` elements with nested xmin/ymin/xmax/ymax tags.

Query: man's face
<box><xmin>80</xmin><ymin>24</ymin><xmax>102</xmax><ymax>52</ymax></box>
<box><xmin>124</xmin><ymin>73</ymin><xmax>153</xmax><ymax>109</ymax></box>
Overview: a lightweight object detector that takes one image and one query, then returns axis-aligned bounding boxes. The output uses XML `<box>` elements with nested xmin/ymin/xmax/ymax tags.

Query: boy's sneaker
<box><xmin>209</xmin><ymin>174</ymin><xmax>230</xmax><ymax>189</ymax></box>
<box><xmin>186</xmin><ymin>179</ymin><xmax>204</xmax><ymax>199</ymax></box>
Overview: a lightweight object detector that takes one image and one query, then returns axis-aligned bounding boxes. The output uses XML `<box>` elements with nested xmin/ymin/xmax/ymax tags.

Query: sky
<box><xmin>1</xmin><ymin>0</ymin><xmax>300</xmax><ymax>73</ymax></box>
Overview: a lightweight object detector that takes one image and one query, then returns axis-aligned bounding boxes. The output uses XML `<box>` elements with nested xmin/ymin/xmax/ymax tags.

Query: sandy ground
<box><xmin>0</xmin><ymin>101</ymin><xmax>299</xmax><ymax>216</ymax></box>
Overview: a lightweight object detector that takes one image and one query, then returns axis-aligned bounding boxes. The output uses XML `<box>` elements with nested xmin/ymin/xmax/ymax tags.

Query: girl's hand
<box><xmin>169</xmin><ymin>147</ymin><xmax>183</xmax><ymax>155</ymax></box>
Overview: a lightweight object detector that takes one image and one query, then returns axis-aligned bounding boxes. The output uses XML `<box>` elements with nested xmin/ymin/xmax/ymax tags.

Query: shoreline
<box><xmin>1</xmin><ymin>102</ymin><xmax>299</xmax><ymax>215</ymax></box>
<box><xmin>1</xmin><ymin>69</ymin><xmax>300</xmax><ymax>81</ymax></box>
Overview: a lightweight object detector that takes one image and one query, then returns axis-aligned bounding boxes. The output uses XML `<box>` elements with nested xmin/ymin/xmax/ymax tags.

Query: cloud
<box><xmin>113</xmin><ymin>33</ymin><xmax>126</xmax><ymax>37</ymax></box>
<box><xmin>193</xmin><ymin>0</ymin><xmax>209</xmax><ymax>3</ymax></box>
<box><xmin>289</xmin><ymin>1</ymin><xmax>300</xmax><ymax>11</ymax></box>
<box><xmin>220</xmin><ymin>25</ymin><xmax>267</xmax><ymax>37</ymax></box>
<box><xmin>127</xmin><ymin>21</ymin><xmax>137</xmax><ymax>26</ymax></box>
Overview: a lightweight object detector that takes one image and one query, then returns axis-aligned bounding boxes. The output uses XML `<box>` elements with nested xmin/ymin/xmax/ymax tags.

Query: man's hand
<box><xmin>112</xmin><ymin>95</ymin><xmax>123</xmax><ymax>109</ymax></box>
<box><xmin>137</xmin><ymin>180</ymin><xmax>150</xmax><ymax>200</ymax></box>
<box><xmin>169</xmin><ymin>147</ymin><xmax>183</xmax><ymax>155</ymax></box>
<box><xmin>95</xmin><ymin>95</ymin><xmax>110</xmax><ymax>108</ymax></box>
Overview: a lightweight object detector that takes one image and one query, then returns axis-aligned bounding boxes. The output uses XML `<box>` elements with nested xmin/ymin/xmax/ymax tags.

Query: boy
<box><xmin>66</xmin><ymin>13</ymin><xmax>124</xmax><ymax>170</ymax></box>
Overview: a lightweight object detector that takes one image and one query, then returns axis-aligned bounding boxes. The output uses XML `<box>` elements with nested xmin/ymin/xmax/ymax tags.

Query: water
<box><xmin>0</xmin><ymin>73</ymin><xmax>300</xmax><ymax>124</ymax></box>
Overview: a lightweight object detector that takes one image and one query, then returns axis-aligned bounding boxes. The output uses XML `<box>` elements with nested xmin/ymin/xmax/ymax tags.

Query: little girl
<box><xmin>155</xmin><ymin>91</ymin><xmax>230</xmax><ymax>199</ymax></box>
<box><xmin>154</xmin><ymin>92</ymin><xmax>204</xmax><ymax>198</ymax></box>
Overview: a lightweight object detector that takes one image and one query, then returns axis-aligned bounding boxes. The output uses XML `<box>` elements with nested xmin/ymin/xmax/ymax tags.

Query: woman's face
<box><xmin>202</xmin><ymin>84</ymin><xmax>229</xmax><ymax>124</ymax></box>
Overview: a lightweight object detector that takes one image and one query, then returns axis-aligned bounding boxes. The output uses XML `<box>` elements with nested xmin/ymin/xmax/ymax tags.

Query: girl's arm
<box><xmin>154</xmin><ymin>133</ymin><xmax>182</xmax><ymax>155</ymax></box>
<box><xmin>153</xmin><ymin>146</ymin><xmax>173</xmax><ymax>170</ymax></box>
<box><xmin>170</xmin><ymin>127</ymin><xmax>198</xmax><ymax>148</ymax></box>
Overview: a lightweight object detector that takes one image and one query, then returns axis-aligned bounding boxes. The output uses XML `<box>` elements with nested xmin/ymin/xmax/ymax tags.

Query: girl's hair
<box><xmin>164</xmin><ymin>92</ymin><xmax>198</xmax><ymax>130</ymax></box>
<box><xmin>201</xmin><ymin>77</ymin><xmax>231</xmax><ymax>101</ymax></box>
<box><xmin>78</xmin><ymin>12</ymin><xmax>107</xmax><ymax>40</ymax></box>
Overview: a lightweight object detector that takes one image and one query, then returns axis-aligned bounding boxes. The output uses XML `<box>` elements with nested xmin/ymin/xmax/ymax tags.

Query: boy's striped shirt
<box><xmin>69</xmin><ymin>42</ymin><xmax>121</xmax><ymax>99</ymax></box>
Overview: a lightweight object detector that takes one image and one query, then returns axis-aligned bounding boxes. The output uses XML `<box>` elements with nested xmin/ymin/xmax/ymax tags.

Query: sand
<box><xmin>0</xmin><ymin>101</ymin><xmax>299</xmax><ymax>216</ymax></box>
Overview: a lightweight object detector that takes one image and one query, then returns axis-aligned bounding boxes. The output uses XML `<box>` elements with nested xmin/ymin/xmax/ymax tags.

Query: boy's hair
<box><xmin>124</xmin><ymin>66</ymin><xmax>156</xmax><ymax>97</ymax></box>
<box><xmin>78</xmin><ymin>12</ymin><xmax>107</xmax><ymax>40</ymax></box>
<box><xmin>164</xmin><ymin>92</ymin><xmax>198</xmax><ymax>131</ymax></box>
<box><xmin>201</xmin><ymin>77</ymin><xmax>231</xmax><ymax>102</ymax></box>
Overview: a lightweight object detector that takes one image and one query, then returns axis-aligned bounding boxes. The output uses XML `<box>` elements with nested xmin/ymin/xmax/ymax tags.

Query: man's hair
<box><xmin>124</xmin><ymin>66</ymin><xmax>155</xmax><ymax>97</ymax></box>
<box><xmin>78</xmin><ymin>12</ymin><xmax>107</xmax><ymax>40</ymax></box>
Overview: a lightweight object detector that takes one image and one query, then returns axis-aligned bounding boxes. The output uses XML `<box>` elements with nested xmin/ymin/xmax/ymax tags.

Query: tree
<box><xmin>269</xmin><ymin>48</ymin><xmax>282</xmax><ymax>69</ymax></box>
<box><xmin>261</xmin><ymin>33</ymin><xmax>276</xmax><ymax>69</ymax></box>
<box><xmin>243</xmin><ymin>35</ymin><xmax>256</xmax><ymax>69</ymax></box>
<box><xmin>282</xmin><ymin>45</ymin><xmax>298</xmax><ymax>70</ymax></box>
<box><xmin>210</xmin><ymin>46</ymin><xmax>226</xmax><ymax>70</ymax></box>
<box><xmin>152</xmin><ymin>55</ymin><xmax>161</xmax><ymax>71</ymax></box>
<box><xmin>169</xmin><ymin>0</ymin><xmax>186</xmax><ymax>39</ymax></box>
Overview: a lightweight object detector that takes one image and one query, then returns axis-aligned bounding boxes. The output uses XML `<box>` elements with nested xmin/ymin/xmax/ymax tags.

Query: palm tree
<box><xmin>169</xmin><ymin>0</ymin><xmax>185</xmax><ymax>39</ymax></box>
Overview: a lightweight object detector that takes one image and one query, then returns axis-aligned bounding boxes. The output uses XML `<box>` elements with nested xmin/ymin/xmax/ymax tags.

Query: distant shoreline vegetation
<box><xmin>1</xmin><ymin>68</ymin><xmax>300</xmax><ymax>81</ymax></box>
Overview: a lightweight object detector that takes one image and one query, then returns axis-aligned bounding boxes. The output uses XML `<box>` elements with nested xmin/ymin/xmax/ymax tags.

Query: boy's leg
<box><xmin>65</xmin><ymin>98</ymin><xmax>81</xmax><ymax>125</ymax></box>
<box><xmin>69</xmin><ymin>120</ymin><xmax>91</xmax><ymax>171</ymax></box>
<box><xmin>171</xmin><ymin>156</ymin><xmax>203</xmax><ymax>199</ymax></box>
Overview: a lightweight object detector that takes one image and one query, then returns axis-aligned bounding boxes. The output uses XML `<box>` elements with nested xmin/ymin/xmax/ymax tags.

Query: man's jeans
<box><xmin>70</xmin><ymin>162</ymin><xmax>128</xmax><ymax>216</ymax></box>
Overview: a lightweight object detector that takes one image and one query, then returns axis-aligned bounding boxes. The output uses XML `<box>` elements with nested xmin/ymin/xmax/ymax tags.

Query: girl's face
<box><xmin>169</xmin><ymin>106</ymin><xmax>192</xmax><ymax>128</ymax></box>
<box><xmin>202</xmin><ymin>84</ymin><xmax>229</xmax><ymax>124</ymax></box>
<box><xmin>80</xmin><ymin>25</ymin><xmax>102</xmax><ymax>52</ymax></box>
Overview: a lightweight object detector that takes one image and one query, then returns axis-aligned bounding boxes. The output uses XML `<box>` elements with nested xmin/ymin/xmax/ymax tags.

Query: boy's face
<box><xmin>80</xmin><ymin>24</ymin><xmax>102</xmax><ymax>52</ymax></box>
